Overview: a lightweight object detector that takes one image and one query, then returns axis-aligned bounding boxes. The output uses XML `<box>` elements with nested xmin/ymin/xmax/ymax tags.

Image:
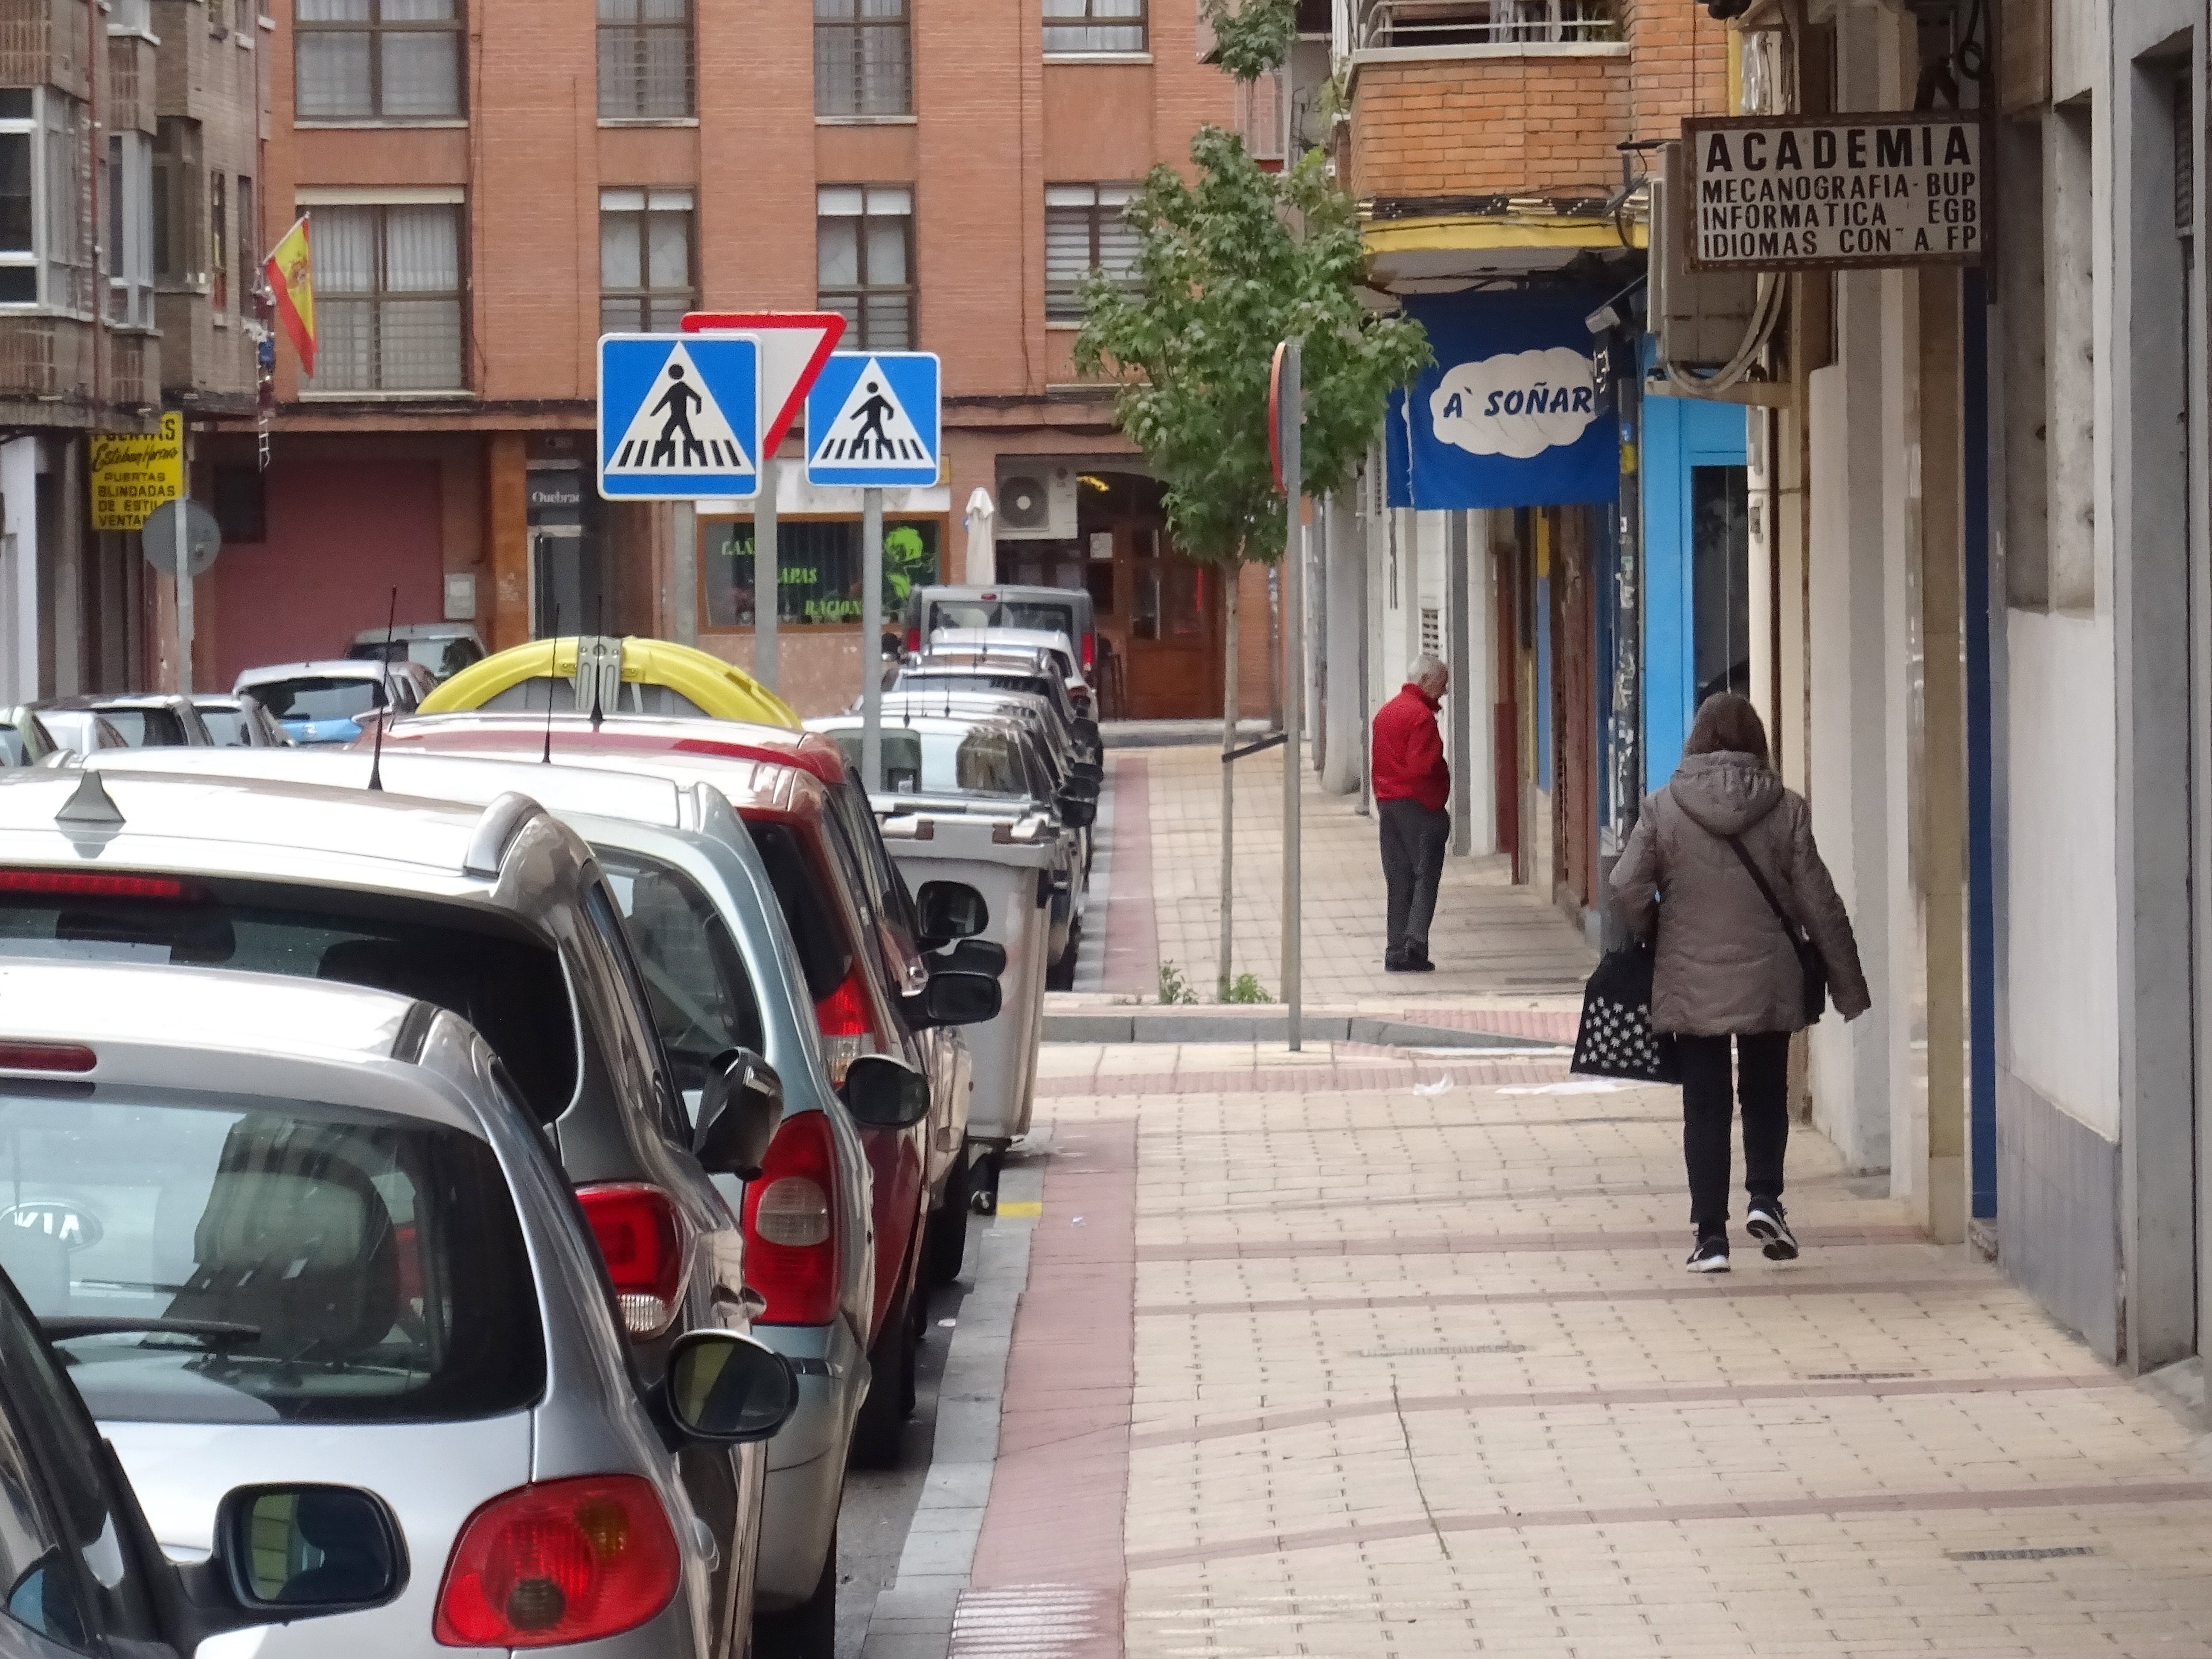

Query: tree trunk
<box><xmin>1219</xmin><ymin>565</ymin><xmax>1240</xmax><ymax>1001</ymax></box>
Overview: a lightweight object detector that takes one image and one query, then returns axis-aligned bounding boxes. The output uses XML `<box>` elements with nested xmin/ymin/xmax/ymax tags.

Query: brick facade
<box><xmin>1352</xmin><ymin>53</ymin><xmax>1634</xmax><ymax>200</ymax></box>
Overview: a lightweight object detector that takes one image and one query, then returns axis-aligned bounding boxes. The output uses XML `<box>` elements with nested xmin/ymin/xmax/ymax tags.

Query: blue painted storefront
<box><xmin>1640</xmin><ymin>390</ymin><xmax>1749</xmax><ymax>793</ymax></box>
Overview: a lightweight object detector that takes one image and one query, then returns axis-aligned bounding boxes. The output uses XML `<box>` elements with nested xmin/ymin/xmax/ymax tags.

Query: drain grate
<box><xmin>1363</xmin><ymin>1342</ymin><xmax>1528</xmax><ymax>1358</ymax></box>
<box><xmin>1801</xmin><ymin>1370</ymin><xmax>1924</xmax><ymax>1382</ymax></box>
<box><xmin>1946</xmin><ymin>1546</ymin><xmax>2097</xmax><ymax>1563</ymax></box>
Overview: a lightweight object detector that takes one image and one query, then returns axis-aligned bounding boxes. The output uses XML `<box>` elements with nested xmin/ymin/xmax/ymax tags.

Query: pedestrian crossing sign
<box><xmin>804</xmin><ymin>352</ymin><xmax>941</xmax><ymax>488</ymax></box>
<box><xmin>597</xmin><ymin>334</ymin><xmax>760</xmax><ymax>500</ymax></box>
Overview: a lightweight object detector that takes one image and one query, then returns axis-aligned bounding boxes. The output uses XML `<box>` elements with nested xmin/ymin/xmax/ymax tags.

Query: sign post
<box><xmin>140</xmin><ymin>495</ymin><xmax>221</xmax><ymax>697</ymax></box>
<box><xmin>756</xmin><ymin>457</ymin><xmax>780</xmax><ymax>689</ymax></box>
<box><xmin>1272</xmin><ymin>340</ymin><xmax>1304</xmax><ymax>1051</ymax></box>
<box><xmin>805</xmin><ymin>350</ymin><xmax>943</xmax><ymax>795</ymax></box>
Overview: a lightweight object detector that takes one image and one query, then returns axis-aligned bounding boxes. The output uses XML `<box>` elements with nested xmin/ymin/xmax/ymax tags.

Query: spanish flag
<box><xmin>264</xmin><ymin>215</ymin><xmax>316</xmax><ymax>378</ymax></box>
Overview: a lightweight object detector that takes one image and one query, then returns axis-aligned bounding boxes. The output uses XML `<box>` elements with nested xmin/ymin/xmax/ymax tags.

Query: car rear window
<box><xmin>2</xmin><ymin>1085</ymin><xmax>545</xmax><ymax>1425</ymax></box>
<box><xmin>927</xmin><ymin>600</ymin><xmax>1077</xmax><ymax>636</ymax></box>
<box><xmin>743</xmin><ymin>820</ymin><xmax>854</xmax><ymax>1002</ymax></box>
<box><xmin>826</xmin><ymin>728</ymin><xmax>1025</xmax><ymax>797</ymax></box>
<box><xmin>250</xmin><ymin>678</ymin><xmax>382</xmax><ymax>722</ymax></box>
<box><xmin>0</xmin><ymin>725</ymin><xmax>23</xmax><ymax>766</ymax></box>
<box><xmin>0</xmin><ymin>884</ymin><xmax>578</xmax><ymax>1121</ymax></box>
<box><xmin>195</xmin><ymin>707</ymin><xmax>248</xmax><ymax>745</ymax></box>
<box><xmin>91</xmin><ymin>709</ymin><xmax>186</xmax><ymax>747</ymax></box>
<box><xmin>597</xmin><ymin>851</ymin><xmax>766</xmax><ymax>1095</ymax></box>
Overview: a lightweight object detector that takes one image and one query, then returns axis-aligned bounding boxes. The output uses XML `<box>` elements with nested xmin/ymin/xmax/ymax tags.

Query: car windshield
<box><xmin>597</xmin><ymin>850</ymin><xmax>766</xmax><ymax>1095</ymax></box>
<box><xmin>250</xmin><ymin>677</ymin><xmax>382</xmax><ymax>722</ymax></box>
<box><xmin>926</xmin><ymin>600</ymin><xmax>1077</xmax><ymax>636</ymax></box>
<box><xmin>0</xmin><ymin>1084</ymin><xmax>544</xmax><ymax>1425</ymax></box>
<box><xmin>195</xmin><ymin>707</ymin><xmax>248</xmax><ymax>745</ymax></box>
<box><xmin>0</xmin><ymin>884</ymin><xmax>578</xmax><ymax>1121</ymax></box>
<box><xmin>96</xmin><ymin>708</ymin><xmax>187</xmax><ymax>747</ymax></box>
<box><xmin>828</xmin><ymin>727</ymin><xmax>1026</xmax><ymax>797</ymax></box>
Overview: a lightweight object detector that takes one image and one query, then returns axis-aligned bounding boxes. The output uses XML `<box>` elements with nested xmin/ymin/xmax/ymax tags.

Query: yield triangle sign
<box><xmin>683</xmin><ymin>311</ymin><xmax>844</xmax><ymax>457</ymax></box>
<box><xmin>805</xmin><ymin>353</ymin><xmax>941</xmax><ymax>487</ymax></box>
<box><xmin>597</xmin><ymin>334</ymin><xmax>760</xmax><ymax>500</ymax></box>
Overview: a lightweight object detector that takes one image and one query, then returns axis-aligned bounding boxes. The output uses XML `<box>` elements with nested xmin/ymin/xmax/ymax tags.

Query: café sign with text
<box><xmin>1683</xmin><ymin>114</ymin><xmax>1984</xmax><ymax>271</ymax></box>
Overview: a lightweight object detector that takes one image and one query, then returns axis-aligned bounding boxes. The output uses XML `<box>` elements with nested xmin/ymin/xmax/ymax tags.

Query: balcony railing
<box><xmin>1357</xmin><ymin>0</ymin><xmax>1617</xmax><ymax>51</ymax></box>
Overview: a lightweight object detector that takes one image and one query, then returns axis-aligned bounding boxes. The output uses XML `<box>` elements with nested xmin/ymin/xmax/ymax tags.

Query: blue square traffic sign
<box><xmin>598</xmin><ymin>334</ymin><xmax>760</xmax><ymax>500</ymax></box>
<box><xmin>805</xmin><ymin>352</ymin><xmax>941</xmax><ymax>488</ymax></box>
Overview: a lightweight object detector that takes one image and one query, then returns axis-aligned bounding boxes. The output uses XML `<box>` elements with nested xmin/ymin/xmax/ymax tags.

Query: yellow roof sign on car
<box><xmin>419</xmin><ymin>635</ymin><xmax>800</xmax><ymax>730</ymax></box>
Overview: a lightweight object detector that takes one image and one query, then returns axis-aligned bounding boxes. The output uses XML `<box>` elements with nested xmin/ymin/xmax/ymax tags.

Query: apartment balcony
<box><xmin>0</xmin><ymin>0</ymin><xmax>94</xmax><ymax>100</ymax></box>
<box><xmin>0</xmin><ymin>315</ymin><xmax>96</xmax><ymax>417</ymax></box>
<box><xmin>1347</xmin><ymin>0</ymin><xmax>1630</xmax><ymax>206</ymax></box>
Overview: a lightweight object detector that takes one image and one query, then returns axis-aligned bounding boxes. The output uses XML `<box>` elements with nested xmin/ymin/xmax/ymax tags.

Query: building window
<box><xmin>600</xmin><ymin>188</ymin><xmax>694</xmax><ymax>333</ymax></box>
<box><xmin>598</xmin><ymin>0</ymin><xmax>694</xmax><ymax>120</ymax></box>
<box><xmin>106</xmin><ymin>131</ymin><xmax>154</xmax><ymax>327</ymax></box>
<box><xmin>303</xmin><ymin>201</ymin><xmax>466</xmax><ymax>393</ymax></box>
<box><xmin>209</xmin><ymin>172</ymin><xmax>228</xmax><ymax>310</ymax></box>
<box><xmin>151</xmin><ymin>116</ymin><xmax>202</xmax><ymax>287</ymax></box>
<box><xmin>816</xmin><ymin>184</ymin><xmax>911</xmax><ymax>350</ymax></box>
<box><xmin>295</xmin><ymin>0</ymin><xmax>465</xmax><ymax>123</ymax></box>
<box><xmin>237</xmin><ymin>174</ymin><xmax>255</xmax><ymax>311</ymax></box>
<box><xmin>704</xmin><ymin>515</ymin><xmax>940</xmax><ymax>628</ymax></box>
<box><xmin>0</xmin><ymin>90</ymin><xmax>93</xmax><ymax>314</ymax></box>
<box><xmin>815</xmin><ymin>0</ymin><xmax>910</xmax><ymax>119</ymax></box>
<box><xmin>1044</xmin><ymin>183</ymin><xmax>1138</xmax><ymax>323</ymax></box>
<box><xmin>1041</xmin><ymin>0</ymin><xmax>1144</xmax><ymax>54</ymax></box>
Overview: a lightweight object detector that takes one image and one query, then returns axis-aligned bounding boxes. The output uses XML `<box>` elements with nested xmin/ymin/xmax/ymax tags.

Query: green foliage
<box><xmin>1222</xmin><ymin>972</ymin><xmax>1273</xmax><ymax>1004</ymax></box>
<box><xmin>1202</xmin><ymin>0</ymin><xmax>1295</xmax><ymax>83</ymax></box>
<box><xmin>1157</xmin><ymin>959</ymin><xmax>1200</xmax><ymax>1006</ymax></box>
<box><xmin>1073</xmin><ymin>129</ymin><xmax>1430</xmax><ymax>570</ymax></box>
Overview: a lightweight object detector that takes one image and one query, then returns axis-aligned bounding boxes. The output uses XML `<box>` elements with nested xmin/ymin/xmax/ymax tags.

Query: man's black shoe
<box><xmin>1746</xmin><ymin>1199</ymin><xmax>1799</xmax><ymax>1260</ymax></box>
<box><xmin>1685</xmin><ymin>1234</ymin><xmax>1730</xmax><ymax>1273</ymax></box>
<box><xmin>1383</xmin><ymin>953</ymin><xmax>1414</xmax><ymax>972</ymax></box>
<box><xmin>1407</xmin><ymin>955</ymin><xmax>1437</xmax><ymax>972</ymax></box>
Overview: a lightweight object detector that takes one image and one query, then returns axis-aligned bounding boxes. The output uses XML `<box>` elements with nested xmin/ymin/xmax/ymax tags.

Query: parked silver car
<box><xmin>0</xmin><ymin>955</ymin><xmax>796</xmax><ymax>1658</ymax></box>
<box><xmin>31</xmin><ymin>693</ymin><xmax>214</xmax><ymax>748</ymax></box>
<box><xmin>191</xmin><ymin>691</ymin><xmax>292</xmax><ymax>747</ymax></box>
<box><xmin>0</xmin><ymin>762</ymin><xmax>786</xmax><ymax>1656</ymax></box>
<box><xmin>235</xmin><ymin>658</ymin><xmax>436</xmax><ymax>744</ymax></box>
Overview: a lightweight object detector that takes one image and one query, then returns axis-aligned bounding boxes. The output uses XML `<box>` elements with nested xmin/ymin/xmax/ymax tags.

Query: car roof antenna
<box><xmin>542</xmin><ymin>605</ymin><xmax>561</xmax><ymax>764</ymax></box>
<box><xmin>367</xmin><ymin>586</ymin><xmax>397</xmax><ymax>792</ymax></box>
<box><xmin>589</xmin><ymin>595</ymin><xmax>607</xmax><ymax>733</ymax></box>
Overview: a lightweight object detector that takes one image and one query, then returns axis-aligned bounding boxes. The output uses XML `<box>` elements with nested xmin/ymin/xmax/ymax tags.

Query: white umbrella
<box><xmin>962</xmin><ymin>486</ymin><xmax>996</xmax><ymax>584</ymax></box>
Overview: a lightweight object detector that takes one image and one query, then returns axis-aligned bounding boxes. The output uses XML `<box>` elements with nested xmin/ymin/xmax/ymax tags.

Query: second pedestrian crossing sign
<box><xmin>806</xmin><ymin>352</ymin><xmax>941</xmax><ymax>488</ymax></box>
<box><xmin>598</xmin><ymin>334</ymin><xmax>760</xmax><ymax>500</ymax></box>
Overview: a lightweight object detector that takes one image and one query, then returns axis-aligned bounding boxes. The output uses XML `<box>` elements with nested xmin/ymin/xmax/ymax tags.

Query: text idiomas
<box><xmin>1684</xmin><ymin>115</ymin><xmax>1983</xmax><ymax>270</ymax></box>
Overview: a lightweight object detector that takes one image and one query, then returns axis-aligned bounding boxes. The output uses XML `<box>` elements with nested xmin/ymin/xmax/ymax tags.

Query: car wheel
<box><xmin>849</xmin><ymin>1301</ymin><xmax>919</xmax><ymax>1469</ymax></box>
<box><xmin>1045</xmin><ymin>920</ymin><xmax>1081</xmax><ymax>991</ymax></box>
<box><xmin>751</xmin><ymin>1525</ymin><xmax>836</xmax><ymax>1659</ymax></box>
<box><xmin>923</xmin><ymin>1150</ymin><xmax>972</xmax><ymax>1286</ymax></box>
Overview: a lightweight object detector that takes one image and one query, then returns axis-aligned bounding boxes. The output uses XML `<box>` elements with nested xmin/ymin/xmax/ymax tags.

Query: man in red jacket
<box><xmin>1371</xmin><ymin>652</ymin><xmax>1451</xmax><ymax>971</ymax></box>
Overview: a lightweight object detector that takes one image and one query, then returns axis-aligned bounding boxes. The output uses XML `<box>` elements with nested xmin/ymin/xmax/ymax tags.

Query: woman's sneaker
<box><xmin>1746</xmin><ymin>1200</ymin><xmax>1799</xmax><ymax>1260</ymax></box>
<box><xmin>1685</xmin><ymin>1234</ymin><xmax>1730</xmax><ymax>1273</ymax></box>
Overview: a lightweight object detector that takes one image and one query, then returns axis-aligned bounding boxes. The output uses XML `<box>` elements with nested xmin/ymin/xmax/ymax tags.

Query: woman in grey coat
<box><xmin>1611</xmin><ymin>693</ymin><xmax>1870</xmax><ymax>1273</ymax></box>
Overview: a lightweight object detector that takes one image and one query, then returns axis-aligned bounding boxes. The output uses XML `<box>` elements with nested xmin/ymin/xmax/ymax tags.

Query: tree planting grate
<box><xmin>1363</xmin><ymin>1343</ymin><xmax>1528</xmax><ymax>1358</ymax></box>
<box><xmin>1945</xmin><ymin>1546</ymin><xmax>2096</xmax><ymax>1562</ymax></box>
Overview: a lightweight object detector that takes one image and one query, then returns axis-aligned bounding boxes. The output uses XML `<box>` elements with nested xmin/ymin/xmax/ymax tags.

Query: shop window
<box><xmin>600</xmin><ymin>188</ymin><xmax>695</xmax><ymax>333</ymax></box>
<box><xmin>212</xmin><ymin>466</ymin><xmax>267</xmax><ymax>544</ymax></box>
<box><xmin>1044</xmin><ymin>183</ymin><xmax>1138</xmax><ymax>323</ymax></box>
<box><xmin>1042</xmin><ymin>0</ymin><xmax>1144</xmax><ymax>54</ymax></box>
<box><xmin>301</xmin><ymin>200</ymin><xmax>466</xmax><ymax>393</ymax></box>
<box><xmin>599</xmin><ymin>0</ymin><xmax>694</xmax><ymax>120</ymax></box>
<box><xmin>816</xmin><ymin>184</ymin><xmax>912</xmax><ymax>350</ymax></box>
<box><xmin>702</xmin><ymin>515</ymin><xmax>940</xmax><ymax>628</ymax></box>
<box><xmin>295</xmin><ymin>0</ymin><xmax>465</xmax><ymax>123</ymax></box>
<box><xmin>815</xmin><ymin>0</ymin><xmax>910</xmax><ymax>118</ymax></box>
<box><xmin>1690</xmin><ymin>464</ymin><xmax>1749</xmax><ymax>704</ymax></box>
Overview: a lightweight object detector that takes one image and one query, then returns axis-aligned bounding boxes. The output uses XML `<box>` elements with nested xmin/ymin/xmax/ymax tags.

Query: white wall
<box><xmin>0</xmin><ymin>438</ymin><xmax>38</xmax><ymax>704</ymax></box>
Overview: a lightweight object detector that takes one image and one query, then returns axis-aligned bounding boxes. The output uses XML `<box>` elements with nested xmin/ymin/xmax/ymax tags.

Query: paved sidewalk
<box><xmin>946</xmin><ymin>1041</ymin><xmax>2212</xmax><ymax>1658</ymax></box>
<box><xmin>1094</xmin><ymin>744</ymin><xmax>1597</xmax><ymax>1006</ymax></box>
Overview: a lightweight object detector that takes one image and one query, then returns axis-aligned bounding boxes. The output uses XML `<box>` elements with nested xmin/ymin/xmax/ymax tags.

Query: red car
<box><xmin>381</xmin><ymin>712</ymin><xmax>981</xmax><ymax>1465</ymax></box>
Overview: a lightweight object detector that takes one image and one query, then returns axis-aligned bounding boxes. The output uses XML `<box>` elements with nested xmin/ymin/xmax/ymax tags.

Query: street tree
<box><xmin>1073</xmin><ymin>0</ymin><xmax>1428</xmax><ymax>995</ymax></box>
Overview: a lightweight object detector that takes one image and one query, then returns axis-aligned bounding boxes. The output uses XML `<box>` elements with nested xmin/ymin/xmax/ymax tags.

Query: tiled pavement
<box><xmin>951</xmin><ymin>1051</ymin><xmax>2212</xmax><ymax>1658</ymax></box>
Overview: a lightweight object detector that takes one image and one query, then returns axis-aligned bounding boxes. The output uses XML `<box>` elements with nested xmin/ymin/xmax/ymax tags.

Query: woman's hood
<box><xmin>1667</xmin><ymin>751</ymin><xmax>1784</xmax><ymax>838</ymax></box>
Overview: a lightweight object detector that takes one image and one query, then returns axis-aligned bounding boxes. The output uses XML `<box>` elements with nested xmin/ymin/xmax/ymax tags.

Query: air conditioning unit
<box><xmin>995</xmin><ymin>466</ymin><xmax>1079</xmax><ymax>541</ymax></box>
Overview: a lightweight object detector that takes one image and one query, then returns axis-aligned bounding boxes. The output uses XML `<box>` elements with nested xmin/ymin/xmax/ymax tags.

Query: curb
<box><xmin>856</xmin><ymin>1136</ymin><xmax>1048</xmax><ymax>1659</ymax></box>
<box><xmin>1040</xmin><ymin>1010</ymin><xmax>1563</xmax><ymax>1050</ymax></box>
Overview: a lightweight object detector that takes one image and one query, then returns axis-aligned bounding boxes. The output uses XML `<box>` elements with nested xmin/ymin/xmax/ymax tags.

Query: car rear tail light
<box><xmin>904</xmin><ymin>626</ymin><xmax>920</xmax><ymax>654</ymax></box>
<box><xmin>812</xmin><ymin>964</ymin><xmax>879</xmax><ymax>1085</ymax></box>
<box><xmin>434</xmin><ymin>1474</ymin><xmax>680</xmax><ymax>1648</ymax></box>
<box><xmin>0</xmin><ymin>870</ymin><xmax>204</xmax><ymax>900</ymax></box>
<box><xmin>1081</xmin><ymin>631</ymin><xmax>1096</xmax><ymax>672</ymax></box>
<box><xmin>0</xmin><ymin>1042</ymin><xmax>95</xmax><ymax>1073</ymax></box>
<box><xmin>576</xmin><ymin>1185</ymin><xmax>683</xmax><ymax>1340</ymax></box>
<box><xmin>741</xmin><ymin>1112</ymin><xmax>839</xmax><ymax>1325</ymax></box>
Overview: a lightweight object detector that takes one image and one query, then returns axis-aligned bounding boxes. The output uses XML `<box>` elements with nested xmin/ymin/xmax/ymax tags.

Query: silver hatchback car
<box><xmin>0</xmin><ymin>957</ymin><xmax>796</xmax><ymax>1657</ymax></box>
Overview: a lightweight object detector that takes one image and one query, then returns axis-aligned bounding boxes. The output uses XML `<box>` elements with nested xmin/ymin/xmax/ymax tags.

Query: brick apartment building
<box><xmin>0</xmin><ymin>0</ymin><xmax>264</xmax><ymax>704</ymax></box>
<box><xmin>187</xmin><ymin>0</ymin><xmax>1246</xmax><ymax>715</ymax></box>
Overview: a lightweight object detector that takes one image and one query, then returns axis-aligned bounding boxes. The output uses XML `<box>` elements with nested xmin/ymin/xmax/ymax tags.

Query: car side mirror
<box><xmin>214</xmin><ymin>1484</ymin><xmax>406</xmax><ymax>1613</ymax></box>
<box><xmin>665</xmin><ymin>1329</ymin><xmax>797</xmax><ymax>1444</ymax></box>
<box><xmin>694</xmin><ymin>1049</ymin><xmax>781</xmax><ymax>1178</ymax></box>
<box><xmin>1057</xmin><ymin>794</ymin><xmax>1098</xmax><ymax>830</ymax></box>
<box><xmin>939</xmin><ymin>937</ymin><xmax>1007</xmax><ymax>978</ymax></box>
<box><xmin>919</xmin><ymin>969</ymin><xmax>1001</xmax><ymax>1028</ymax></box>
<box><xmin>915</xmin><ymin>879</ymin><xmax>988</xmax><ymax>940</ymax></box>
<box><xmin>841</xmin><ymin>1053</ymin><xmax>932</xmax><ymax>1128</ymax></box>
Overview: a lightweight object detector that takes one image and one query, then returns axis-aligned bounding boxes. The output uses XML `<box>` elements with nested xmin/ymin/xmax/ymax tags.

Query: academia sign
<box><xmin>1683</xmin><ymin>114</ymin><xmax>1984</xmax><ymax>271</ymax></box>
<box><xmin>89</xmin><ymin>413</ymin><xmax>184</xmax><ymax>532</ymax></box>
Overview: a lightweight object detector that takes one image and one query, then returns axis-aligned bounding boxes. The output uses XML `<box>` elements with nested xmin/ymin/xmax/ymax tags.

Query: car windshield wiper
<box><xmin>40</xmin><ymin>1316</ymin><xmax>261</xmax><ymax>1345</ymax></box>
